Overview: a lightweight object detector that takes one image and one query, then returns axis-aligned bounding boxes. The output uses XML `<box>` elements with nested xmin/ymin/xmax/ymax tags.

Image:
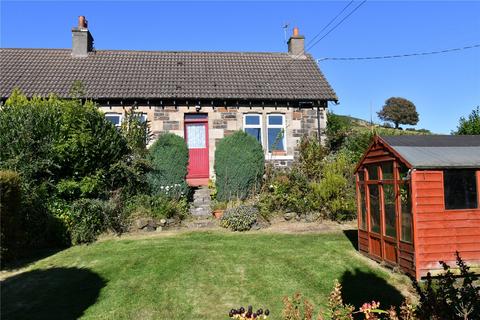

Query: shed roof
<box><xmin>380</xmin><ymin>135</ymin><xmax>480</xmax><ymax>169</ymax></box>
<box><xmin>0</xmin><ymin>48</ymin><xmax>337</xmax><ymax>102</ymax></box>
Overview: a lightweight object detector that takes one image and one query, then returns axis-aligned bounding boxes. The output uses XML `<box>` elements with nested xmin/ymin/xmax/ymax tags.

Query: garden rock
<box><xmin>159</xmin><ymin>219</ymin><xmax>167</xmax><ymax>227</ymax></box>
<box><xmin>305</xmin><ymin>213</ymin><xmax>317</xmax><ymax>223</ymax></box>
<box><xmin>251</xmin><ymin>223</ymin><xmax>261</xmax><ymax>231</ymax></box>
<box><xmin>135</xmin><ymin>218</ymin><xmax>150</xmax><ymax>229</ymax></box>
<box><xmin>156</xmin><ymin>226</ymin><xmax>163</xmax><ymax>232</ymax></box>
<box><xmin>284</xmin><ymin>212</ymin><xmax>296</xmax><ymax>221</ymax></box>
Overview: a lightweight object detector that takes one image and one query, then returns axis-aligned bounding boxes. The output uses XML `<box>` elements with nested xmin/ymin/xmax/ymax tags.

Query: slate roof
<box><xmin>380</xmin><ymin>135</ymin><xmax>480</xmax><ymax>169</ymax></box>
<box><xmin>0</xmin><ymin>48</ymin><xmax>337</xmax><ymax>102</ymax></box>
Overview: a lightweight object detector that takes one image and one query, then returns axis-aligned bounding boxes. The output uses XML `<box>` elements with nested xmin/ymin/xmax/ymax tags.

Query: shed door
<box><xmin>185</xmin><ymin>115</ymin><xmax>209</xmax><ymax>181</ymax></box>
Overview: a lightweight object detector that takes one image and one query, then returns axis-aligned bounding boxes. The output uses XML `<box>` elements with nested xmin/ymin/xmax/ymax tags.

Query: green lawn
<box><xmin>1</xmin><ymin>230</ymin><xmax>411</xmax><ymax>319</ymax></box>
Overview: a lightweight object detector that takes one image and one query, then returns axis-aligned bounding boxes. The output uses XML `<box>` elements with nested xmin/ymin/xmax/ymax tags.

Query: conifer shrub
<box><xmin>214</xmin><ymin>131</ymin><xmax>264</xmax><ymax>201</ymax></box>
<box><xmin>147</xmin><ymin>133</ymin><xmax>189</xmax><ymax>198</ymax></box>
<box><xmin>0</xmin><ymin>170</ymin><xmax>23</xmax><ymax>262</ymax></box>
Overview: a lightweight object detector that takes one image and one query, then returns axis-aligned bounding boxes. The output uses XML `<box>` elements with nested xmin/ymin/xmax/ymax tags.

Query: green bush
<box><xmin>147</xmin><ymin>133</ymin><xmax>189</xmax><ymax>198</ymax></box>
<box><xmin>215</xmin><ymin>131</ymin><xmax>264</xmax><ymax>201</ymax></box>
<box><xmin>220</xmin><ymin>205</ymin><xmax>258</xmax><ymax>231</ymax></box>
<box><xmin>0</xmin><ymin>170</ymin><xmax>23</xmax><ymax>262</ymax></box>
<box><xmin>69</xmin><ymin>199</ymin><xmax>108</xmax><ymax>245</ymax></box>
<box><xmin>307</xmin><ymin>151</ymin><xmax>356</xmax><ymax>221</ymax></box>
<box><xmin>413</xmin><ymin>252</ymin><xmax>480</xmax><ymax>320</ymax></box>
<box><xmin>124</xmin><ymin>194</ymin><xmax>189</xmax><ymax>220</ymax></box>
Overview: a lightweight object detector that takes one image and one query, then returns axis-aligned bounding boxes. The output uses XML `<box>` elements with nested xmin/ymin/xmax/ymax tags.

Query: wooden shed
<box><xmin>355</xmin><ymin>135</ymin><xmax>480</xmax><ymax>279</ymax></box>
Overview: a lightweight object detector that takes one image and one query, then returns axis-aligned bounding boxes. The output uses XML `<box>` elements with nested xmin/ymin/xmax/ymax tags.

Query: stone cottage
<box><xmin>0</xmin><ymin>16</ymin><xmax>338</xmax><ymax>186</ymax></box>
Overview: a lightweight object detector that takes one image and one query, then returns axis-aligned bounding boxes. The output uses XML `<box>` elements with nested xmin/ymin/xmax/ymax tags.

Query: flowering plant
<box><xmin>228</xmin><ymin>305</ymin><xmax>270</xmax><ymax>319</ymax></box>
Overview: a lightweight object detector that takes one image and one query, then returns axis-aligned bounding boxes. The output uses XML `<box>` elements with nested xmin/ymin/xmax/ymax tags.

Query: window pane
<box><xmin>268</xmin><ymin>128</ymin><xmax>285</xmax><ymax>151</ymax></box>
<box><xmin>400</xmin><ymin>183</ymin><xmax>412</xmax><ymax>243</ymax></box>
<box><xmin>268</xmin><ymin>115</ymin><xmax>283</xmax><ymax>125</ymax></box>
<box><xmin>359</xmin><ymin>184</ymin><xmax>367</xmax><ymax>230</ymax></box>
<box><xmin>383</xmin><ymin>184</ymin><xmax>396</xmax><ymax>238</ymax></box>
<box><xmin>358</xmin><ymin>170</ymin><xmax>365</xmax><ymax>181</ymax></box>
<box><xmin>186</xmin><ymin>123</ymin><xmax>206</xmax><ymax>149</ymax></box>
<box><xmin>185</xmin><ymin>113</ymin><xmax>208</xmax><ymax>120</ymax></box>
<box><xmin>398</xmin><ymin>163</ymin><xmax>409</xmax><ymax>181</ymax></box>
<box><xmin>444</xmin><ymin>170</ymin><xmax>478</xmax><ymax>210</ymax></box>
<box><xmin>381</xmin><ymin>162</ymin><xmax>394</xmax><ymax>180</ymax></box>
<box><xmin>369</xmin><ymin>185</ymin><xmax>380</xmax><ymax>234</ymax></box>
<box><xmin>105</xmin><ymin>115</ymin><xmax>121</xmax><ymax>126</ymax></box>
<box><xmin>245</xmin><ymin>127</ymin><xmax>261</xmax><ymax>144</ymax></box>
<box><xmin>245</xmin><ymin>115</ymin><xmax>260</xmax><ymax>125</ymax></box>
<box><xmin>367</xmin><ymin>165</ymin><xmax>378</xmax><ymax>180</ymax></box>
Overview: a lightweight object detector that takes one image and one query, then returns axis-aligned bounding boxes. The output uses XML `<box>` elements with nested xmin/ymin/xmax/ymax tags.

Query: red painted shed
<box><xmin>355</xmin><ymin>135</ymin><xmax>480</xmax><ymax>279</ymax></box>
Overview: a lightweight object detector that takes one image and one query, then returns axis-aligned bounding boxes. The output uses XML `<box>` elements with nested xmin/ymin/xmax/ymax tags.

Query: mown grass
<box><xmin>1</xmin><ymin>231</ymin><xmax>411</xmax><ymax>319</ymax></box>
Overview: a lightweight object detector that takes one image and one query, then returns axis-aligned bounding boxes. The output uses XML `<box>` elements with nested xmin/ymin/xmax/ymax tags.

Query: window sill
<box><xmin>266</xmin><ymin>154</ymin><xmax>294</xmax><ymax>160</ymax></box>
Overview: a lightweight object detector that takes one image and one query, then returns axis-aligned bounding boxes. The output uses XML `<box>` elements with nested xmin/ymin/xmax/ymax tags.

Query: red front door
<box><xmin>185</xmin><ymin>114</ymin><xmax>209</xmax><ymax>185</ymax></box>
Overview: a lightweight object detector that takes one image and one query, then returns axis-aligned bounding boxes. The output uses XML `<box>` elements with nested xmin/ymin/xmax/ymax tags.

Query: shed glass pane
<box><xmin>359</xmin><ymin>184</ymin><xmax>367</xmax><ymax>230</ymax></box>
<box><xmin>358</xmin><ymin>170</ymin><xmax>365</xmax><ymax>182</ymax></box>
<box><xmin>369</xmin><ymin>185</ymin><xmax>380</xmax><ymax>234</ymax></box>
<box><xmin>400</xmin><ymin>183</ymin><xmax>412</xmax><ymax>243</ymax></box>
<box><xmin>367</xmin><ymin>165</ymin><xmax>378</xmax><ymax>180</ymax></box>
<box><xmin>398</xmin><ymin>163</ymin><xmax>409</xmax><ymax>181</ymax></box>
<box><xmin>383</xmin><ymin>184</ymin><xmax>396</xmax><ymax>238</ymax></box>
<box><xmin>381</xmin><ymin>162</ymin><xmax>394</xmax><ymax>180</ymax></box>
<box><xmin>444</xmin><ymin>170</ymin><xmax>478</xmax><ymax>210</ymax></box>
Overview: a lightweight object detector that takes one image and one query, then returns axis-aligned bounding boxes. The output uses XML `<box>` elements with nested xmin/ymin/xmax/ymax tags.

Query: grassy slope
<box><xmin>2</xmin><ymin>231</ymin><xmax>411</xmax><ymax>320</ymax></box>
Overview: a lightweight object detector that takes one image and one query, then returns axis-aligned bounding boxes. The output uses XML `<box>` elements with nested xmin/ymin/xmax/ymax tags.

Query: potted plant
<box><xmin>211</xmin><ymin>200</ymin><xmax>227</xmax><ymax>219</ymax></box>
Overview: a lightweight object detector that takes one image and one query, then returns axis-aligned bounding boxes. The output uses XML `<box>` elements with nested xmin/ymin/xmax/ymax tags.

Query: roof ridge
<box><xmin>1</xmin><ymin>47</ymin><xmax>298</xmax><ymax>56</ymax></box>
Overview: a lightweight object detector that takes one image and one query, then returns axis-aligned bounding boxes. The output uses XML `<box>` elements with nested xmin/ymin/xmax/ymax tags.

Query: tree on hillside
<box><xmin>377</xmin><ymin>97</ymin><xmax>419</xmax><ymax>129</ymax></box>
<box><xmin>454</xmin><ymin>106</ymin><xmax>480</xmax><ymax>135</ymax></box>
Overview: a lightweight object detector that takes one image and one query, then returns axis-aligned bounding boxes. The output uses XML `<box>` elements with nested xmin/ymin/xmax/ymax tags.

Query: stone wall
<box><xmin>99</xmin><ymin>105</ymin><xmax>327</xmax><ymax>176</ymax></box>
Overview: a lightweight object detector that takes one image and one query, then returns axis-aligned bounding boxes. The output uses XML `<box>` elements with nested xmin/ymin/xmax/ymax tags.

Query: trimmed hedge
<box><xmin>0</xmin><ymin>170</ymin><xmax>23</xmax><ymax>262</ymax></box>
<box><xmin>214</xmin><ymin>131</ymin><xmax>264</xmax><ymax>201</ymax></box>
<box><xmin>147</xmin><ymin>133</ymin><xmax>189</xmax><ymax>198</ymax></box>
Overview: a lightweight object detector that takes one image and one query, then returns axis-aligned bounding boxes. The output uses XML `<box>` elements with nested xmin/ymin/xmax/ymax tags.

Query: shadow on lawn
<box><xmin>342</xmin><ymin>229</ymin><xmax>358</xmax><ymax>250</ymax></box>
<box><xmin>340</xmin><ymin>268</ymin><xmax>404</xmax><ymax>310</ymax></box>
<box><xmin>1</xmin><ymin>247</ymin><xmax>64</xmax><ymax>271</ymax></box>
<box><xmin>1</xmin><ymin>267</ymin><xmax>106</xmax><ymax>320</ymax></box>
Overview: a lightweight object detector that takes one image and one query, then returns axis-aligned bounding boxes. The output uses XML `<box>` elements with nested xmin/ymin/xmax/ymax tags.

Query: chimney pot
<box><xmin>78</xmin><ymin>16</ymin><xmax>87</xmax><ymax>29</ymax></box>
<box><xmin>293</xmin><ymin>27</ymin><xmax>299</xmax><ymax>37</ymax></box>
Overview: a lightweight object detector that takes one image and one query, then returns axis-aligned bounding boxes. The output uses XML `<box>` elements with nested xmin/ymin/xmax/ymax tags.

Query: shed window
<box><xmin>400</xmin><ymin>183</ymin><xmax>412</xmax><ymax>243</ymax></box>
<box><xmin>444</xmin><ymin>170</ymin><xmax>478</xmax><ymax>210</ymax></box>
<box><xmin>369</xmin><ymin>185</ymin><xmax>381</xmax><ymax>234</ymax></box>
<box><xmin>243</xmin><ymin>114</ymin><xmax>262</xmax><ymax>145</ymax></box>
<box><xmin>267</xmin><ymin>114</ymin><xmax>286</xmax><ymax>152</ymax></box>
<box><xmin>359</xmin><ymin>184</ymin><xmax>367</xmax><ymax>230</ymax></box>
<box><xmin>366</xmin><ymin>165</ymin><xmax>378</xmax><ymax>180</ymax></box>
<box><xmin>381</xmin><ymin>162</ymin><xmax>394</xmax><ymax>180</ymax></box>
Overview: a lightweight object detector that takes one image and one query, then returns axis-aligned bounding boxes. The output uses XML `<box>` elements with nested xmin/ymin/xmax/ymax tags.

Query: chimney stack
<box><xmin>72</xmin><ymin>16</ymin><xmax>94</xmax><ymax>57</ymax></box>
<box><xmin>287</xmin><ymin>26</ymin><xmax>305</xmax><ymax>58</ymax></box>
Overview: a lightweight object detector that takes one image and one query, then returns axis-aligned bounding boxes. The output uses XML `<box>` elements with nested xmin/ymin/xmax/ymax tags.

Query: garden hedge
<box><xmin>147</xmin><ymin>133</ymin><xmax>189</xmax><ymax>198</ymax></box>
<box><xmin>0</xmin><ymin>170</ymin><xmax>22</xmax><ymax>263</ymax></box>
<box><xmin>214</xmin><ymin>131</ymin><xmax>264</xmax><ymax>201</ymax></box>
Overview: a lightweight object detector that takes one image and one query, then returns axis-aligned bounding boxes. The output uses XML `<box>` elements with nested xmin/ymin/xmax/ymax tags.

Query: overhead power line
<box><xmin>306</xmin><ymin>0</ymin><xmax>368</xmax><ymax>52</ymax></box>
<box><xmin>306</xmin><ymin>0</ymin><xmax>355</xmax><ymax>48</ymax></box>
<box><xmin>252</xmin><ymin>0</ymin><xmax>367</xmax><ymax>97</ymax></box>
<box><xmin>317</xmin><ymin>43</ymin><xmax>480</xmax><ymax>61</ymax></box>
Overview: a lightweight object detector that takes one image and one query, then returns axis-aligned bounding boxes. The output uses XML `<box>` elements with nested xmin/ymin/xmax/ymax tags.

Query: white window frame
<box><xmin>105</xmin><ymin>113</ymin><xmax>123</xmax><ymax>128</ymax></box>
<box><xmin>267</xmin><ymin>113</ymin><xmax>287</xmax><ymax>153</ymax></box>
<box><xmin>243</xmin><ymin>113</ymin><xmax>263</xmax><ymax>147</ymax></box>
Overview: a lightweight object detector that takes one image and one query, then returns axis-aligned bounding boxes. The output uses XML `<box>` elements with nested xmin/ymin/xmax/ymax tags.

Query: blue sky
<box><xmin>1</xmin><ymin>0</ymin><xmax>479</xmax><ymax>133</ymax></box>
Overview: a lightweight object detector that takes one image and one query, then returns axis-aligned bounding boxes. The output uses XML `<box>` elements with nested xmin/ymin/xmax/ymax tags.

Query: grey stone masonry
<box><xmin>190</xmin><ymin>187</ymin><xmax>212</xmax><ymax>217</ymax></box>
